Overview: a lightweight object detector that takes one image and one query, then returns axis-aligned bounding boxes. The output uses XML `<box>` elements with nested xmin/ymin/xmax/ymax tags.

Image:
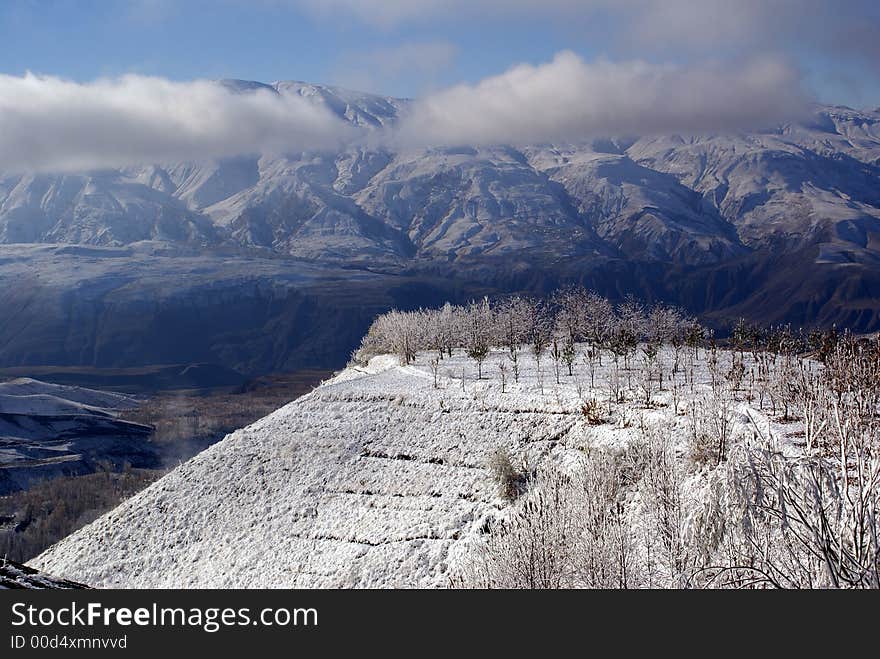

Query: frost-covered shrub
<box><xmin>687</xmin><ymin>384</ymin><xmax>737</xmax><ymax>466</ymax></box>
<box><xmin>462</xmin><ymin>466</ymin><xmax>575</xmax><ymax>588</ymax></box>
<box><xmin>691</xmin><ymin>439</ymin><xmax>879</xmax><ymax>589</ymax></box>
<box><xmin>686</xmin><ymin>403</ymin><xmax>717</xmax><ymax>466</ymax></box>
<box><xmin>628</xmin><ymin>424</ymin><xmax>697</xmax><ymax>588</ymax></box>
<box><xmin>487</xmin><ymin>448</ymin><xmax>528</xmax><ymax>501</ymax></box>
<box><xmin>580</xmin><ymin>398</ymin><xmax>605</xmax><ymax>425</ymax></box>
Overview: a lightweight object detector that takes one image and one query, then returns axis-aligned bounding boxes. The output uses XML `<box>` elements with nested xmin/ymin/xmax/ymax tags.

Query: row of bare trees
<box><xmin>358</xmin><ymin>289</ymin><xmax>854</xmax><ymax>375</ymax></box>
<box><xmin>354</xmin><ymin>288</ymin><xmax>703</xmax><ymax>379</ymax></box>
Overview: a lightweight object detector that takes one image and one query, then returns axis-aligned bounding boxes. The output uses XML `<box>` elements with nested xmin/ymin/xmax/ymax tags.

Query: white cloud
<box><xmin>0</xmin><ymin>53</ymin><xmax>810</xmax><ymax>173</ymax></box>
<box><xmin>393</xmin><ymin>52</ymin><xmax>808</xmax><ymax>147</ymax></box>
<box><xmin>0</xmin><ymin>73</ymin><xmax>355</xmax><ymax>173</ymax></box>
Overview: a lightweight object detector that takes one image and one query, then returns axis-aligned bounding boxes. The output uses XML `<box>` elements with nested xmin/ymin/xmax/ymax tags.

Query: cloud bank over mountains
<box><xmin>0</xmin><ymin>73</ymin><xmax>356</xmax><ymax>172</ymax></box>
<box><xmin>7</xmin><ymin>0</ymin><xmax>877</xmax><ymax>172</ymax></box>
<box><xmin>393</xmin><ymin>52</ymin><xmax>806</xmax><ymax>147</ymax></box>
<box><xmin>1</xmin><ymin>52</ymin><xmax>807</xmax><ymax>173</ymax></box>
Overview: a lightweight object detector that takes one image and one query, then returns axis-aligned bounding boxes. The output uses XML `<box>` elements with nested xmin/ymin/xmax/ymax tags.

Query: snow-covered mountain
<box><xmin>1</xmin><ymin>82</ymin><xmax>879</xmax><ymax>378</ymax></box>
<box><xmin>2</xmin><ymin>82</ymin><xmax>879</xmax><ymax>268</ymax></box>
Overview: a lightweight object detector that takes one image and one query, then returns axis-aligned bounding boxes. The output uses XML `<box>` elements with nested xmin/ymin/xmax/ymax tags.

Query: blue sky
<box><xmin>0</xmin><ymin>1</ymin><xmax>562</xmax><ymax>94</ymax></box>
<box><xmin>1</xmin><ymin>0</ymin><xmax>879</xmax><ymax>107</ymax></box>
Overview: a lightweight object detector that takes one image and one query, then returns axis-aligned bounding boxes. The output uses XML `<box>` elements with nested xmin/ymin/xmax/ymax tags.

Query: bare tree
<box><xmin>527</xmin><ymin>301</ymin><xmax>553</xmax><ymax>395</ymax></box>
<box><xmin>498</xmin><ymin>361</ymin><xmax>508</xmax><ymax>393</ymax></box>
<box><xmin>429</xmin><ymin>357</ymin><xmax>440</xmax><ymax>388</ymax></box>
<box><xmin>356</xmin><ymin>309</ymin><xmax>423</xmax><ymax>364</ymax></box>
<box><xmin>615</xmin><ymin>298</ymin><xmax>646</xmax><ymax>372</ymax></box>
<box><xmin>436</xmin><ymin>302</ymin><xmax>458</xmax><ymax>358</ymax></box>
<box><xmin>550</xmin><ymin>337</ymin><xmax>563</xmax><ymax>385</ymax></box>
<box><xmin>583</xmin><ymin>346</ymin><xmax>600</xmax><ymax>389</ymax></box>
<box><xmin>637</xmin><ymin>343</ymin><xmax>660</xmax><ymax>407</ymax></box>
<box><xmin>553</xmin><ymin>286</ymin><xmax>588</xmax><ymax>345</ymax></box>
<box><xmin>465</xmin><ymin>297</ymin><xmax>493</xmax><ymax>379</ymax></box>
<box><xmin>496</xmin><ymin>295</ymin><xmax>534</xmax><ymax>383</ymax></box>
<box><xmin>582</xmin><ymin>292</ymin><xmax>614</xmax><ymax>359</ymax></box>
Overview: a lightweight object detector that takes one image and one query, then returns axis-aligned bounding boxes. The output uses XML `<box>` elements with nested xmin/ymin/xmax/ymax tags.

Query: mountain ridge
<box><xmin>3</xmin><ymin>80</ymin><xmax>879</xmax><ymax>269</ymax></box>
<box><xmin>1</xmin><ymin>81</ymin><xmax>879</xmax><ymax>376</ymax></box>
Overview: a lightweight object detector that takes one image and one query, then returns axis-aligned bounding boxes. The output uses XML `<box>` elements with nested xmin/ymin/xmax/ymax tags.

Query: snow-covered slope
<box><xmin>34</xmin><ymin>355</ymin><xmax>553</xmax><ymax>587</ymax></box>
<box><xmin>0</xmin><ymin>378</ymin><xmax>137</xmax><ymax>410</ymax></box>
<box><xmin>0</xmin><ymin>378</ymin><xmax>156</xmax><ymax>494</ymax></box>
<box><xmin>34</xmin><ymin>346</ymin><xmax>788</xmax><ymax>588</ymax></box>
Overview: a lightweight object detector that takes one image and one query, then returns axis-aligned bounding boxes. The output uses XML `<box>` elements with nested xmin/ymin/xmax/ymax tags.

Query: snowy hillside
<box><xmin>34</xmin><ymin>344</ymin><xmax>807</xmax><ymax>588</ymax></box>
<box><xmin>0</xmin><ymin>378</ymin><xmax>137</xmax><ymax>410</ymax></box>
<box><xmin>0</xmin><ymin>378</ymin><xmax>156</xmax><ymax>494</ymax></box>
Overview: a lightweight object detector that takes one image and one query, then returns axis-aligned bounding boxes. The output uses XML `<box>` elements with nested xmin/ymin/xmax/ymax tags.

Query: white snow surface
<box><xmin>0</xmin><ymin>378</ymin><xmax>137</xmax><ymax>412</ymax></box>
<box><xmin>34</xmin><ymin>346</ymin><xmax>790</xmax><ymax>588</ymax></box>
